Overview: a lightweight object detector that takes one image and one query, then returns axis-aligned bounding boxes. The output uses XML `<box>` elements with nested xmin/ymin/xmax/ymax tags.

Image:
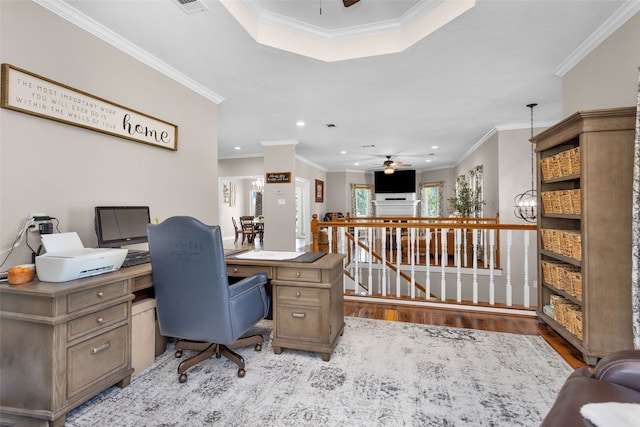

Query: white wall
<box><xmin>0</xmin><ymin>2</ymin><xmax>219</xmax><ymax>267</ymax></box>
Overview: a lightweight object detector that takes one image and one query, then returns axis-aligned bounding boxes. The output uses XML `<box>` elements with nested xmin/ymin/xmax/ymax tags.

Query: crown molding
<box><xmin>33</xmin><ymin>0</ymin><xmax>224</xmax><ymax>104</ymax></box>
<box><xmin>554</xmin><ymin>0</ymin><xmax>640</xmax><ymax>77</ymax></box>
<box><xmin>260</xmin><ymin>139</ymin><xmax>299</xmax><ymax>146</ymax></box>
<box><xmin>242</xmin><ymin>0</ymin><xmax>443</xmax><ymax>42</ymax></box>
<box><xmin>221</xmin><ymin>0</ymin><xmax>475</xmax><ymax>62</ymax></box>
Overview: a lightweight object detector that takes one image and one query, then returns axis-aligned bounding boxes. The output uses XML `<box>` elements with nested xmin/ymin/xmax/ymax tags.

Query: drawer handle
<box><xmin>233</xmin><ymin>268</ymin><xmax>238</xmax><ymax>273</ymax></box>
<box><xmin>296</xmin><ymin>291</ymin><xmax>301</xmax><ymax>297</ymax></box>
<box><xmin>97</xmin><ymin>291</ymin><xmax>105</xmax><ymax>298</ymax></box>
<box><xmin>295</xmin><ymin>272</ymin><xmax>301</xmax><ymax>277</ymax></box>
<box><xmin>91</xmin><ymin>342</ymin><xmax>111</xmax><ymax>354</ymax></box>
<box><xmin>96</xmin><ymin>317</ymin><xmax>104</xmax><ymax>324</ymax></box>
<box><xmin>292</xmin><ymin>312</ymin><xmax>306</xmax><ymax>319</ymax></box>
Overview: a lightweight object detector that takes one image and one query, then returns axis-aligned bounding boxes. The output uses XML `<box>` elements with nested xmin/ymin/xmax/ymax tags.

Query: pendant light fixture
<box><xmin>513</xmin><ymin>103</ymin><xmax>538</xmax><ymax>223</ymax></box>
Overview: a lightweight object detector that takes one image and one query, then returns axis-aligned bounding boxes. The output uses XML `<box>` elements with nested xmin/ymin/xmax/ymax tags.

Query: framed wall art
<box><xmin>315</xmin><ymin>179</ymin><xmax>324</xmax><ymax>203</ymax></box>
<box><xmin>1</xmin><ymin>63</ymin><xmax>178</xmax><ymax>150</ymax></box>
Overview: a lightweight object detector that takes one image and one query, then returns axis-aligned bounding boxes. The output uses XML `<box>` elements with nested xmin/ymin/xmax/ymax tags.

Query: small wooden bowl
<box><xmin>8</xmin><ymin>264</ymin><xmax>35</xmax><ymax>285</ymax></box>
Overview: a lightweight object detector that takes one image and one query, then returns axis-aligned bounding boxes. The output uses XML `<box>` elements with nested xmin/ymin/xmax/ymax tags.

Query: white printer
<box><xmin>35</xmin><ymin>232</ymin><xmax>127</xmax><ymax>283</ymax></box>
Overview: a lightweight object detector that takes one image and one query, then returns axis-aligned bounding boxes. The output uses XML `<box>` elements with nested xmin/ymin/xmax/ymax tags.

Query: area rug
<box><xmin>66</xmin><ymin>317</ymin><xmax>572</xmax><ymax>426</ymax></box>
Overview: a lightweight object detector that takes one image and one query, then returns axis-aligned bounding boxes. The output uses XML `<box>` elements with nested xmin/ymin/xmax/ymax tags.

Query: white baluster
<box><xmin>456</xmin><ymin>228</ymin><xmax>462</xmax><ymax>303</ymax></box>
<box><xmin>523</xmin><ymin>230</ymin><xmax>530</xmax><ymax>308</ymax></box>
<box><xmin>353</xmin><ymin>227</ymin><xmax>359</xmax><ymax>293</ymax></box>
<box><xmin>328</xmin><ymin>226</ymin><xmax>333</xmax><ymax>253</ymax></box>
<box><xmin>441</xmin><ymin>228</ymin><xmax>447</xmax><ymax>301</ymax></box>
<box><xmin>381</xmin><ymin>226</ymin><xmax>387</xmax><ymax>297</ymax></box>
<box><xmin>472</xmin><ymin>228</ymin><xmax>478</xmax><ymax>304</ymax></box>
<box><xmin>396</xmin><ymin>227</ymin><xmax>402</xmax><ymax>298</ymax></box>
<box><xmin>426</xmin><ymin>228</ymin><xmax>431</xmax><ymax>300</ymax></box>
<box><xmin>489</xmin><ymin>229</ymin><xmax>495</xmax><ymax>305</ymax></box>
<box><xmin>368</xmin><ymin>227</ymin><xmax>373</xmax><ymax>295</ymax></box>
<box><xmin>506</xmin><ymin>230</ymin><xmax>512</xmax><ymax>307</ymax></box>
<box><xmin>410</xmin><ymin>228</ymin><xmax>416</xmax><ymax>299</ymax></box>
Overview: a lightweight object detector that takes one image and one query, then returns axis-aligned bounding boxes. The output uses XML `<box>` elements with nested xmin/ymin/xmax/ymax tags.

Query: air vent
<box><xmin>172</xmin><ymin>0</ymin><xmax>209</xmax><ymax>14</ymax></box>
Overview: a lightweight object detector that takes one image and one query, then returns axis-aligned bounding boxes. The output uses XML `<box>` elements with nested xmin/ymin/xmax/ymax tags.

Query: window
<box><xmin>419</xmin><ymin>182</ymin><xmax>443</xmax><ymax>217</ymax></box>
<box><xmin>351</xmin><ymin>184</ymin><xmax>373</xmax><ymax>217</ymax></box>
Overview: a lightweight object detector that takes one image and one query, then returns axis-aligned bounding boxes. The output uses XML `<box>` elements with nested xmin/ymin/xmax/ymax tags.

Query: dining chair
<box><xmin>240</xmin><ymin>216</ymin><xmax>256</xmax><ymax>244</ymax></box>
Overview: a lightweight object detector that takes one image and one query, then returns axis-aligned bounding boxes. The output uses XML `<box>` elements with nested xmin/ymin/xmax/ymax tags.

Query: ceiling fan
<box><xmin>382</xmin><ymin>155</ymin><xmax>411</xmax><ymax>174</ymax></box>
<box><xmin>343</xmin><ymin>0</ymin><xmax>361</xmax><ymax>7</ymax></box>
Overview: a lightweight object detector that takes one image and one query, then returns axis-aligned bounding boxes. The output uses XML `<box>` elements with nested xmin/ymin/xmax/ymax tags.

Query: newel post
<box><xmin>311</xmin><ymin>214</ymin><xmax>320</xmax><ymax>252</ymax></box>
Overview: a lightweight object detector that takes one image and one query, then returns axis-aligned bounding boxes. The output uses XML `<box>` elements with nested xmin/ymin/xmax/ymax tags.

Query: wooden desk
<box><xmin>226</xmin><ymin>253</ymin><xmax>345</xmax><ymax>362</ymax></box>
<box><xmin>0</xmin><ymin>264</ymin><xmax>151</xmax><ymax>427</ymax></box>
<box><xmin>0</xmin><ymin>253</ymin><xmax>344</xmax><ymax>426</ymax></box>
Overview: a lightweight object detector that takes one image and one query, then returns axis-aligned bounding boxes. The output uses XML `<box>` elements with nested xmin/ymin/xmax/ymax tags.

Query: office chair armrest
<box><xmin>229</xmin><ymin>273</ymin><xmax>268</xmax><ymax>299</ymax></box>
<box><xmin>229</xmin><ymin>273</ymin><xmax>270</xmax><ymax>333</ymax></box>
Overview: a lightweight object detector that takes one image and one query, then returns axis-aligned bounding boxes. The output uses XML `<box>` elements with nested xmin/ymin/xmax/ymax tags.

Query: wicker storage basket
<box><xmin>541</xmin><ymin>157</ymin><xmax>553</xmax><ymax>181</ymax></box>
<box><xmin>569</xmin><ymin>147</ymin><xmax>581</xmax><ymax>175</ymax></box>
<box><xmin>549</xmin><ymin>153</ymin><xmax>562</xmax><ymax>178</ymax></box>
<box><xmin>541</xmin><ymin>191</ymin><xmax>553</xmax><ymax>214</ymax></box>
<box><xmin>558</xmin><ymin>150</ymin><xmax>573</xmax><ymax>176</ymax></box>
<box><xmin>568</xmin><ymin>231</ymin><xmax>582</xmax><ymax>261</ymax></box>
<box><xmin>540</xmin><ymin>229</ymin><xmax>555</xmax><ymax>253</ymax></box>
<box><xmin>558</xmin><ymin>265</ymin><xmax>579</xmax><ymax>293</ymax></box>
<box><xmin>541</xmin><ymin>260</ymin><xmax>561</xmax><ymax>287</ymax></box>
<box><xmin>568</xmin><ymin>189</ymin><xmax>581</xmax><ymax>214</ymax></box>
<box><xmin>569</xmin><ymin>270</ymin><xmax>583</xmax><ymax>301</ymax></box>
<box><xmin>560</xmin><ymin>190</ymin><xmax>573</xmax><ymax>213</ymax></box>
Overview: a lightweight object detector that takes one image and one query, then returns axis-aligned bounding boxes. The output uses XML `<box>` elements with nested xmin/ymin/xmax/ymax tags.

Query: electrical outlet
<box><xmin>29</xmin><ymin>212</ymin><xmax>51</xmax><ymax>232</ymax></box>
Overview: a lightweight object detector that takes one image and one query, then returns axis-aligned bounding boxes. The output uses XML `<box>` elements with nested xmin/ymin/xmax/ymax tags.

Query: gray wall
<box><xmin>563</xmin><ymin>12</ymin><xmax>640</xmax><ymax>115</ymax></box>
<box><xmin>0</xmin><ymin>2</ymin><xmax>219</xmax><ymax>267</ymax></box>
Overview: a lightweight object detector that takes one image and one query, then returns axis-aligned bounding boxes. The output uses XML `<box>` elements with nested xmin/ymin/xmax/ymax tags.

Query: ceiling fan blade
<box><xmin>343</xmin><ymin>0</ymin><xmax>360</xmax><ymax>7</ymax></box>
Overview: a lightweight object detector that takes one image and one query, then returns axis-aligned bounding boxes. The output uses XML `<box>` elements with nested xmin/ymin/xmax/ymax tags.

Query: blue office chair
<box><xmin>146</xmin><ymin>216</ymin><xmax>270</xmax><ymax>382</ymax></box>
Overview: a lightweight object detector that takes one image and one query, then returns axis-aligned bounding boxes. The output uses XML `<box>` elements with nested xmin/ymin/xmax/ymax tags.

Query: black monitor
<box><xmin>94</xmin><ymin>206</ymin><xmax>150</xmax><ymax>248</ymax></box>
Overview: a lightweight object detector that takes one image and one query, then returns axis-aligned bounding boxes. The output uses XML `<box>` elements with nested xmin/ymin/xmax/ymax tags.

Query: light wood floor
<box><xmin>224</xmin><ymin>238</ymin><xmax>587</xmax><ymax>370</ymax></box>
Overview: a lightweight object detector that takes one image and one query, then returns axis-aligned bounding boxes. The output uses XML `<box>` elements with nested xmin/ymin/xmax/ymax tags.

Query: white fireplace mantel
<box><xmin>374</xmin><ymin>199</ymin><xmax>420</xmax><ymax>217</ymax></box>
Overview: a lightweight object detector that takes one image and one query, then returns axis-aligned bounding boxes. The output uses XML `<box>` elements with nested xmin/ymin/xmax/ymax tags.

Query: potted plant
<box><xmin>447</xmin><ymin>180</ymin><xmax>485</xmax><ymax>217</ymax></box>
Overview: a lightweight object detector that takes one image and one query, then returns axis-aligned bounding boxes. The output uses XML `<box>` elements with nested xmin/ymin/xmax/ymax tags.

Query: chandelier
<box><xmin>514</xmin><ymin>103</ymin><xmax>538</xmax><ymax>223</ymax></box>
<box><xmin>252</xmin><ymin>177</ymin><xmax>264</xmax><ymax>192</ymax></box>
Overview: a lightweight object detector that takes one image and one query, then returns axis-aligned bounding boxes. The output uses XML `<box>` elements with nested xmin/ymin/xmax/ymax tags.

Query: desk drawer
<box><xmin>67</xmin><ymin>281</ymin><xmax>128</xmax><ymax>313</ymax></box>
<box><xmin>67</xmin><ymin>325</ymin><xmax>128</xmax><ymax>398</ymax></box>
<box><xmin>67</xmin><ymin>302</ymin><xmax>128</xmax><ymax>342</ymax></box>
<box><xmin>277</xmin><ymin>286</ymin><xmax>322</xmax><ymax>305</ymax></box>
<box><xmin>275</xmin><ymin>267</ymin><xmax>321</xmax><ymax>283</ymax></box>
<box><xmin>227</xmin><ymin>265</ymin><xmax>273</xmax><ymax>278</ymax></box>
<box><xmin>132</xmin><ymin>273</ymin><xmax>153</xmax><ymax>292</ymax></box>
<box><xmin>276</xmin><ymin>305</ymin><xmax>322</xmax><ymax>343</ymax></box>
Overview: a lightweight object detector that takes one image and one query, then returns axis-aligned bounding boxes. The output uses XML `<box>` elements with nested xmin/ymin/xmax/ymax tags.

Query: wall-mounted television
<box><xmin>94</xmin><ymin>206</ymin><xmax>150</xmax><ymax>248</ymax></box>
<box><xmin>374</xmin><ymin>169</ymin><xmax>416</xmax><ymax>194</ymax></box>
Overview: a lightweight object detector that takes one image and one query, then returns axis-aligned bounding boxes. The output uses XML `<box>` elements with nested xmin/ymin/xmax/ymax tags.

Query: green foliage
<box><xmin>447</xmin><ymin>181</ymin><xmax>485</xmax><ymax>217</ymax></box>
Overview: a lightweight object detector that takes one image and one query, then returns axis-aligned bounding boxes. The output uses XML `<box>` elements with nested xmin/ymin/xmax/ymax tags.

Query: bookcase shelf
<box><xmin>533</xmin><ymin>107</ymin><xmax>636</xmax><ymax>365</ymax></box>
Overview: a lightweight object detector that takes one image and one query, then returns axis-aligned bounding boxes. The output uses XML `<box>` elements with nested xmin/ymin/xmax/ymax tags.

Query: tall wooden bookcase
<box><xmin>532</xmin><ymin>106</ymin><xmax>636</xmax><ymax>365</ymax></box>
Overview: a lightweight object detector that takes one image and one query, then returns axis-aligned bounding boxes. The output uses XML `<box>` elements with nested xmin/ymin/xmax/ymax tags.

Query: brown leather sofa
<box><xmin>540</xmin><ymin>350</ymin><xmax>640</xmax><ymax>426</ymax></box>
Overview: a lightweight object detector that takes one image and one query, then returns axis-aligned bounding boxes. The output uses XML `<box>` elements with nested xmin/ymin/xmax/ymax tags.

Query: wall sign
<box><xmin>1</xmin><ymin>64</ymin><xmax>178</xmax><ymax>151</ymax></box>
<box><xmin>266</xmin><ymin>172</ymin><xmax>291</xmax><ymax>184</ymax></box>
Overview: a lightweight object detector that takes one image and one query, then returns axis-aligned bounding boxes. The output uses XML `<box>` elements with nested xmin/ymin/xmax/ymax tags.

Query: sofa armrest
<box><xmin>593</xmin><ymin>350</ymin><xmax>640</xmax><ymax>392</ymax></box>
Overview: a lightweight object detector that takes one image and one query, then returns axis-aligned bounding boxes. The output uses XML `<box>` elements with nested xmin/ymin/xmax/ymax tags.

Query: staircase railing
<box><xmin>311</xmin><ymin>214</ymin><xmax>538</xmax><ymax>315</ymax></box>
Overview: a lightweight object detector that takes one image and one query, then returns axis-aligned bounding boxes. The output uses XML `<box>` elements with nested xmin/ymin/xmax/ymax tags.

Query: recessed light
<box><xmin>426</xmin><ymin>159</ymin><xmax>431</xmax><ymax>163</ymax></box>
<box><xmin>431</xmin><ymin>145</ymin><xmax>439</xmax><ymax>149</ymax></box>
<box><xmin>296</xmin><ymin>121</ymin><xmax>305</xmax><ymax>127</ymax></box>
<box><xmin>234</xmin><ymin>146</ymin><xmax>241</xmax><ymax>150</ymax></box>
<box><xmin>340</xmin><ymin>150</ymin><xmax>347</xmax><ymax>154</ymax></box>
<box><xmin>354</xmin><ymin>162</ymin><xmax>359</xmax><ymax>166</ymax></box>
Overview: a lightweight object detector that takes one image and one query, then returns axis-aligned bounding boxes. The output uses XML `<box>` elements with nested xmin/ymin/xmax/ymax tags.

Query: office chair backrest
<box><xmin>146</xmin><ymin>216</ymin><xmax>234</xmax><ymax>343</ymax></box>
